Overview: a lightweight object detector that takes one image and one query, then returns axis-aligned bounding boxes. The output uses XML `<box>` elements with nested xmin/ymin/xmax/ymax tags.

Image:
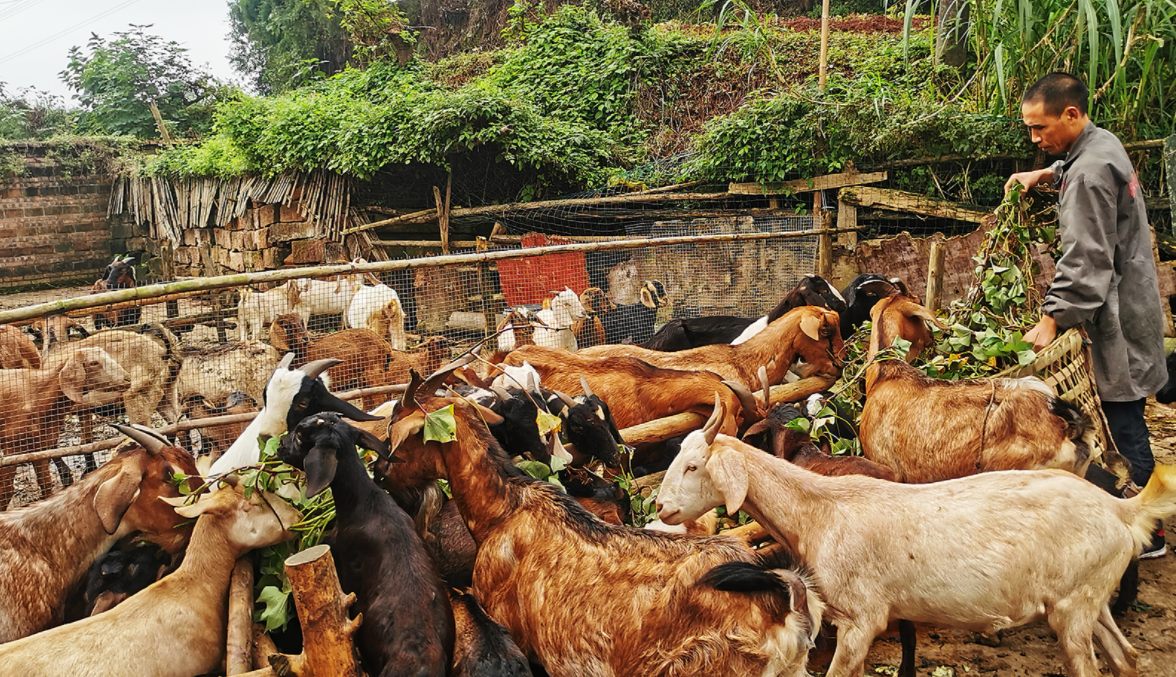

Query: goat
<box><xmin>743</xmin><ymin>403</ymin><xmax>896</xmax><ymax>481</ymax></box>
<box><xmin>28</xmin><ymin>315</ymin><xmax>90</xmax><ymax>363</ymax></box>
<box><xmin>638</xmin><ymin>275</ymin><xmax>845</xmax><ymax>352</ymax></box>
<box><xmin>176</xmin><ymin>340</ymin><xmax>281</xmax><ymax>409</ymax></box>
<box><xmin>860</xmin><ymin>294</ymin><xmax>1098</xmax><ymax>484</ymax></box>
<box><xmin>182</xmin><ymin>392</ymin><xmax>258</xmax><ymax>459</ymax></box>
<box><xmin>0</xmin><ymin>479</ymin><xmax>300</xmax><ymax>676</ymax></box>
<box><xmin>572</xmin><ymin>287</ymin><xmax>613</xmax><ymax>350</ymax></box>
<box><xmin>238</xmin><ymin>281</ymin><xmax>302</xmax><ymax>341</ymax></box>
<box><xmin>290</xmin><ymin>275</ymin><xmax>366</xmax><ymax>329</ymax></box>
<box><xmin>657</xmin><ymin>399</ymin><xmax>1176</xmax><ymax>677</ymax></box>
<box><xmin>503</xmin><ymin>345</ymin><xmax>748</xmax><ymax>437</ymax></box>
<box><xmin>0</xmin><ymin>424</ymin><xmax>198</xmax><ymax>641</ymax></box>
<box><xmin>382</xmin><ymin>375</ymin><xmax>825</xmax><ymax>677</ymax></box>
<box><xmin>91</xmin><ymin>256</ymin><xmax>140</xmax><ymax>330</ymax></box>
<box><xmin>534</xmin><ymin>287</ymin><xmax>586</xmax><ymax>351</ymax></box>
<box><xmin>82</xmin><ymin>540</ymin><xmax>171</xmax><ymax>616</ymax></box>
<box><xmin>348</xmin><ymin>283</ymin><xmax>407</xmax><ymax>351</ymax></box>
<box><xmin>279</xmin><ymin>413</ymin><xmax>455</xmax><ymax>676</ymax></box>
<box><xmin>449</xmin><ymin>590</ymin><xmax>532</xmax><ymax>677</ymax></box>
<box><xmin>598</xmin><ymin>280</ymin><xmax>666</xmax><ymax>345</ymax></box>
<box><xmin>0</xmin><ymin>324</ymin><xmax>40</xmax><ymax>369</ymax></box>
<box><xmin>840</xmin><ymin>274</ymin><xmax>899</xmax><ymax>339</ymax></box>
<box><xmin>207</xmin><ymin>354</ymin><xmax>381</xmax><ymax>476</ymax></box>
<box><xmin>495</xmin><ymin>307</ymin><xmax>537</xmax><ymax>353</ymax></box>
<box><xmin>0</xmin><ymin>347</ymin><xmax>132</xmax><ymax>505</ymax></box>
<box><xmin>580</xmin><ymin>305</ymin><xmax>844</xmax><ymax>390</ymax></box>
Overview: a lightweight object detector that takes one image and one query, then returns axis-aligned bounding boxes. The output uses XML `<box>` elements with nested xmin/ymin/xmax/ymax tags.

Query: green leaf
<box><xmin>255</xmin><ymin>585</ymin><xmax>290</xmax><ymax>632</ymax></box>
<box><xmin>550</xmin><ymin>455</ymin><xmax>568</xmax><ymax>473</ymax></box>
<box><xmin>262</xmin><ymin>435</ymin><xmax>281</xmax><ymax>460</ymax></box>
<box><xmin>1017</xmin><ymin>349</ymin><xmax>1037</xmax><ymax>365</ymax></box>
<box><xmin>516</xmin><ymin>460</ymin><xmax>553</xmax><ymax>480</ymax></box>
<box><xmin>423</xmin><ymin>404</ymin><xmax>457</xmax><ymax>444</ymax></box>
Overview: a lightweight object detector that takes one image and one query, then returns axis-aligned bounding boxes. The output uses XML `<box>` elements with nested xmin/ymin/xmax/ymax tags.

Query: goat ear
<box><xmin>355</xmin><ymin>429</ymin><xmax>390</xmax><ymax>457</ymax></box>
<box><xmin>59</xmin><ymin>352</ymin><xmax>88</xmax><ymax>403</ymax></box>
<box><xmin>640</xmin><ymin>286</ymin><xmax>656</xmax><ymax>309</ymax></box>
<box><xmin>304</xmin><ymin>446</ymin><xmax>338</xmax><ymax>497</ymax></box>
<box><xmin>93</xmin><ymin>459</ymin><xmax>144</xmax><ymax>534</ymax></box>
<box><xmin>906</xmin><ymin>304</ymin><xmax>947</xmax><ymax>330</ymax></box>
<box><xmin>706</xmin><ymin>447</ymin><xmax>748</xmax><ymax>514</ymax></box>
<box><xmin>387</xmin><ymin>412</ymin><xmax>427</xmax><ymax>455</ymax></box>
<box><xmin>474</xmin><ymin>403</ymin><xmax>505</xmax><ymax>426</ymax></box>
<box><xmin>170</xmin><ymin>487</ymin><xmax>236</xmax><ymax>519</ymax></box>
<box><xmin>799</xmin><ymin>313</ymin><xmax>822</xmax><ymax>342</ymax></box>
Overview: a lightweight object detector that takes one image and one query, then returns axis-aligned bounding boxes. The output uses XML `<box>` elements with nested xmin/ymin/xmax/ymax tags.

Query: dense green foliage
<box><xmin>62</xmin><ymin>26</ymin><xmax>234</xmax><ymax>138</ymax></box>
<box><xmin>0</xmin><ymin>85</ymin><xmax>75</xmax><ymax>140</ymax></box>
<box><xmin>228</xmin><ymin>0</ymin><xmax>353</xmax><ymax>94</ymax></box>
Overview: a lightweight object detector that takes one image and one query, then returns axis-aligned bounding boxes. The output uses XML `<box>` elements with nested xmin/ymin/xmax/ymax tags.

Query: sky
<box><xmin>0</xmin><ymin>0</ymin><xmax>241</xmax><ymax>104</ymax></box>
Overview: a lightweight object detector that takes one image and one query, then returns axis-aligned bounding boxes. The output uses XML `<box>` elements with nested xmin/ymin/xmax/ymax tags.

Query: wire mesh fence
<box><xmin>0</xmin><ymin>223</ymin><xmax>818</xmax><ymax>510</ymax></box>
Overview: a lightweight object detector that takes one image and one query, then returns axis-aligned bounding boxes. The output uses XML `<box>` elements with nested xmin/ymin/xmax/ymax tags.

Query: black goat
<box><xmin>599</xmin><ymin>280</ymin><xmax>667</xmax><ymax>345</ymax></box>
<box><xmin>840</xmin><ymin>273</ymin><xmax>898</xmax><ymax>339</ymax></box>
<box><xmin>641</xmin><ymin>274</ymin><xmax>846</xmax><ymax>351</ymax></box>
<box><xmin>83</xmin><ymin>541</ymin><xmax>171</xmax><ymax>616</ymax></box>
<box><xmin>450</xmin><ymin>591</ymin><xmax>532</xmax><ymax>677</ymax></box>
<box><xmin>279</xmin><ymin>412</ymin><xmax>455</xmax><ymax>677</ymax></box>
<box><xmin>92</xmin><ymin>256</ymin><xmax>140</xmax><ymax>330</ymax></box>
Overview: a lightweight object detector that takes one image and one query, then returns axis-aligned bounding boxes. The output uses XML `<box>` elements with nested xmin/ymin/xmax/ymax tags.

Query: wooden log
<box><xmin>818</xmin><ymin>0</ymin><xmax>831</xmax><ymax>89</ymax></box>
<box><xmin>926</xmin><ymin>241</ymin><xmax>946</xmax><ymax>313</ymax></box>
<box><xmin>767</xmin><ymin>376</ymin><xmax>837</xmax><ymax>405</ymax></box>
<box><xmin>284</xmin><ymin>545</ymin><xmax>363</xmax><ymax>677</ymax></box>
<box><xmin>817</xmin><ymin>203</ymin><xmax>833</xmax><ymax>280</ymax></box>
<box><xmin>729</xmin><ymin>171</ymin><xmax>887</xmax><ymax>196</ymax></box>
<box><xmin>839</xmin><ymin>186</ymin><xmax>990</xmax><ymax>223</ymax></box>
<box><xmin>725</xmin><ymin>520</ymin><xmax>771</xmax><ymax>545</ymax></box>
<box><xmin>252</xmin><ymin>623</ymin><xmax>280</xmax><ymax>671</ymax></box>
<box><xmin>634</xmin><ymin>470</ymin><xmax>665</xmax><ymax>490</ymax></box>
<box><xmin>372</xmin><ymin>240</ymin><xmax>486</xmax><ymax>249</ymax></box>
<box><xmin>836</xmin><ymin>199</ymin><xmax>858</xmax><ymax>248</ymax></box>
<box><xmin>227</xmin><ymin>558</ymin><xmax>256</xmax><ymax>676</ymax></box>
<box><xmin>0</xmin><ymin>227</ymin><xmax>852</xmax><ymax>325</ymax></box>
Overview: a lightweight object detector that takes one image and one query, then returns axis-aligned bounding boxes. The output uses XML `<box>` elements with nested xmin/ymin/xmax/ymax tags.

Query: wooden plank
<box><xmin>839</xmin><ymin>186</ymin><xmax>990</xmax><ymax>223</ymax></box>
<box><xmin>926</xmin><ymin>241</ymin><xmax>946</xmax><ymax>312</ymax></box>
<box><xmin>836</xmin><ymin>199</ymin><xmax>858</xmax><ymax>247</ymax></box>
<box><xmin>729</xmin><ymin>170</ymin><xmax>887</xmax><ymax>196</ymax></box>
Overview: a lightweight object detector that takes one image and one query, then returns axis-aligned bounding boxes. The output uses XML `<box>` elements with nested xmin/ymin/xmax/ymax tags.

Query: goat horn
<box><xmin>579</xmin><ymin>376</ymin><xmax>595</xmax><ymax>399</ymax></box>
<box><xmin>398</xmin><ymin>369</ymin><xmax>425</xmax><ymax>415</ymax></box>
<box><xmin>703</xmin><ymin>392</ymin><xmax>724</xmax><ymax>445</ymax></box>
<box><xmin>421</xmin><ymin>352</ymin><xmax>479</xmax><ymax>393</ymax></box>
<box><xmin>553</xmin><ymin>390</ymin><xmax>578</xmax><ymax>409</ymax></box>
<box><xmin>277</xmin><ymin>353</ymin><xmax>296</xmax><ymax>370</ymax></box>
<box><xmin>301</xmin><ymin>358</ymin><xmax>341</xmax><ymax>380</ymax></box>
<box><xmin>723</xmin><ymin>381</ymin><xmax>760</xmax><ymax>419</ymax></box>
<box><xmin>491</xmin><ymin>387</ymin><xmax>513</xmax><ymax>402</ymax></box>
<box><xmin>111</xmin><ymin>423</ymin><xmax>169</xmax><ymax>455</ymax></box>
<box><xmin>758</xmin><ymin>366</ymin><xmax>771</xmax><ymax>406</ymax></box>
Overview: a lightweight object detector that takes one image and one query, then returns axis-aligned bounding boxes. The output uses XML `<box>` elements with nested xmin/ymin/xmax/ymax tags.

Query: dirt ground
<box><xmin>1</xmin><ymin>286</ymin><xmax>1175</xmax><ymax>674</ymax></box>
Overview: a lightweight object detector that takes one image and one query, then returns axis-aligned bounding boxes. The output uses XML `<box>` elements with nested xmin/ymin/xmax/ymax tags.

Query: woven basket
<box><xmin>995</xmin><ymin>326</ymin><xmax>1126</xmax><ymax>476</ymax></box>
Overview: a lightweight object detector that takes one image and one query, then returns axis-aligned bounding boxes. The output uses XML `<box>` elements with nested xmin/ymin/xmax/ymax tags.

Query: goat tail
<box><xmin>1124</xmin><ymin>464</ymin><xmax>1176</xmax><ymax>551</ymax></box>
<box><xmin>696</xmin><ymin>562</ymin><xmax>824</xmax><ymax>645</ymax></box>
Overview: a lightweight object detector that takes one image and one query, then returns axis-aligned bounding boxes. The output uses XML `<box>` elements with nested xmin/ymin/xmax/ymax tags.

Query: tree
<box><xmin>0</xmin><ymin>83</ymin><xmax>75</xmax><ymax>140</ymax></box>
<box><xmin>61</xmin><ymin>25</ymin><xmax>232</xmax><ymax>138</ymax></box>
<box><xmin>228</xmin><ymin>0</ymin><xmax>353</xmax><ymax>94</ymax></box>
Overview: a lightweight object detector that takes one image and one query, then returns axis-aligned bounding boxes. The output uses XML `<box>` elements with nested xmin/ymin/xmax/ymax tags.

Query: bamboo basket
<box><xmin>995</xmin><ymin>326</ymin><xmax>1127</xmax><ymax>478</ymax></box>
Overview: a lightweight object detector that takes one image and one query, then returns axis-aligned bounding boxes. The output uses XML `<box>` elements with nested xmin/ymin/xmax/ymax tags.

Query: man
<box><xmin>1006</xmin><ymin>72</ymin><xmax>1168</xmax><ymax>558</ymax></box>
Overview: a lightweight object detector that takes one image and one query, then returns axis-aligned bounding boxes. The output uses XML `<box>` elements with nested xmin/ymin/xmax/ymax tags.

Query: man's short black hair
<box><xmin>1023</xmin><ymin>73</ymin><xmax>1089</xmax><ymax>116</ymax></box>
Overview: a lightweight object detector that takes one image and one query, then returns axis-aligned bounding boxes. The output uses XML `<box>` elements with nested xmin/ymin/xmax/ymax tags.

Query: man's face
<box><xmin>1021</xmin><ymin>100</ymin><xmax>1086</xmax><ymax>156</ymax></box>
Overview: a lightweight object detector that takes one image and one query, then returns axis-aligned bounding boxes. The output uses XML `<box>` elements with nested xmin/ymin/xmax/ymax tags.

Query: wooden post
<box><xmin>836</xmin><ymin>199</ymin><xmax>857</xmax><ymax>248</ymax></box>
<box><xmin>818</xmin><ymin>0</ymin><xmax>831</xmax><ymax>90</ymax></box>
<box><xmin>284</xmin><ymin>545</ymin><xmax>363</xmax><ymax>677</ymax></box>
<box><xmin>148</xmin><ymin>101</ymin><xmax>173</xmax><ymax>145</ymax></box>
<box><xmin>226</xmin><ymin>558</ymin><xmax>256</xmax><ymax>676</ymax></box>
<box><xmin>433</xmin><ymin>174</ymin><xmax>452</xmax><ymax>255</ymax></box>
<box><xmin>816</xmin><ymin>193</ymin><xmax>833</xmax><ymax>279</ymax></box>
<box><xmin>926</xmin><ymin>241</ymin><xmax>946</xmax><ymax>312</ymax></box>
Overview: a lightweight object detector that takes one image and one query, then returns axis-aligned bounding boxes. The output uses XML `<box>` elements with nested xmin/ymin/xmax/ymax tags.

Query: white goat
<box><xmin>0</xmin><ymin>481</ymin><xmax>300</xmax><ymax>676</ymax></box>
<box><xmin>533</xmin><ymin>287</ymin><xmax>586</xmax><ymax>352</ymax></box>
<box><xmin>237</xmin><ymin>282</ymin><xmax>300</xmax><ymax>341</ymax></box>
<box><xmin>348</xmin><ymin>283</ymin><xmax>407</xmax><ymax>350</ymax></box>
<box><xmin>657</xmin><ymin>398</ymin><xmax>1176</xmax><ymax>677</ymax></box>
<box><xmin>291</xmin><ymin>275</ymin><xmax>366</xmax><ymax>328</ymax></box>
<box><xmin>490</xmin><ymin>360</ymin><xmax>542</xmax><ymax>391</ymax></box>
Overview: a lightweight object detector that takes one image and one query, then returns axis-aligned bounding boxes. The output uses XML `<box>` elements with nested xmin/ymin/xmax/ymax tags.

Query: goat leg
<box><xmin>1110</xmin><ymin>560</ymin><xmax>1139</xmax><ymax>616</ymax></box>
<box><xmin>52</xmin><ymin>457</ymin><xmax>74</xmax><ymax>489</ymax></box>
<box><xmin>898</xmin><ymin>619</ymin><xmax>916</xmax><ymax>677</ymax></box>
<box><xmin>1092</xmin><ymin>604</ymin><xmax>1139</xmax><ymax>677</ymax></box>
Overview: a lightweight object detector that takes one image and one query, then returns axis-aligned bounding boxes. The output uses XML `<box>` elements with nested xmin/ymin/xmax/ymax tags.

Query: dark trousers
<box><xmin>1102</xmin><ymin>399</ymin><xmax>1154</xmax><ymax>488</ymax></box>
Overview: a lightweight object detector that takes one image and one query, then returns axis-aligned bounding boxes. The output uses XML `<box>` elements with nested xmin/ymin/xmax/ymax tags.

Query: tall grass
<box><xmin>909</xmin><ymin>0</ymin><xmax>1176</xmax><ymax>138</ymax></box>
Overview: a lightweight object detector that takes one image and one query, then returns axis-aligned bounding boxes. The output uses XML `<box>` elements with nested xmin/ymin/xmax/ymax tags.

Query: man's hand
<box><xmin>1004</xmin><ymin>168</ymin><xmax>1055</xmax><ymax>195</ymax></box>
<box><xmin>1024</xmin><ymin>315</ymin><xmax>1058</xmax><ymax>352</ymax></box>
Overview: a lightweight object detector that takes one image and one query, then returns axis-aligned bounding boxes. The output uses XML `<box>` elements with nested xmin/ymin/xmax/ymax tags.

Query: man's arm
<box><xmin>1039</xmin><ymin>174</ymin><xmax>1119</xmax><ymax>330</ymax></box>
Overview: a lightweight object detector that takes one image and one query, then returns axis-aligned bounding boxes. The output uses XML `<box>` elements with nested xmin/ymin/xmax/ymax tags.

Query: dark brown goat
<box><xmin>572</xmin><ymin>287</ymin><xmax>613</xmax><ymax>349</ymax></box>
<box><xmin>279</xmin><ymin>413</ymin><xmax>455</xmax><ymax>677</ymax></box>
<box><xmin>0</xmin><ymin>325</ymin><xmax>41</xmax><ymax>369</ymax></box>
<box><xmin>744</xmin><ymin>403</ymin><xmax>896</xmax><ymax>481</ymax></box>
<box><xmin>91</xmin><ymin>256</ymin><xmax>140</xmax><ymax>330</ymax></box>
<box><xmin>450</xmin><ymin>590</ymin><xmax>532</xmax><ymax>677</ymax></box>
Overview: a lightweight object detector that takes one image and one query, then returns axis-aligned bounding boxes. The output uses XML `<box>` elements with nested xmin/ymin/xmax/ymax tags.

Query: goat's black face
<box><xmin>104</xmin><ymin>260</ymin><xmax>136</xmax><ymax>289</ymax></box>
<box><xmin>491</xmin><ymin>393</ymin><xmax>546</xmax><ymax>461</ymax></box>
<box><xmin>563</xmin><ymin>395</ymin><xmax>625</xmax><ymax>469</ymax></box>
<box><xmin>279</xmin><ymin>412</ymin><xmax>393</xmax><ymax>497</ymax></box>
<box><xmin>282</xmin><ymin>378</ymin><xmax>383</xmax><ymax>435</ymax></box>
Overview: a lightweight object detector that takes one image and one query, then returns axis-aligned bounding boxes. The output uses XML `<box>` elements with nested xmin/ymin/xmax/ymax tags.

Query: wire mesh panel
<box><xmin>0</xmin><ymin>227</ymin><xmax>817</xmax><ymax>510</ymax></box>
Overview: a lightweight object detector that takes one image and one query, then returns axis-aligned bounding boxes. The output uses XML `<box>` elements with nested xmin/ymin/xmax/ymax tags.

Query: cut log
<box><xmin>926</xmin><ymin>241</ymin><xmax>946</xmax><ymax>313</ymax></box>
<box><xmin>839</xmin><ymin>186</ymin><xmax>989</xmax><ymax>223</ymax></box>
<box><xmin>284</xmin><ymin>545</ymin><xmax>363</xmax><ymax>677</ymax></box>
<box><xmin>252</xmin><ymin>623</ymin><xmax>280</xmax><ymax>671</ymax></box>
<box><xmin>227</xmin><ymin>558</ymin><xmax>256</xmax><ymax>675</ymax></box>
<box><xmin>729</xmin><ymin>171</ymin><xmax>887</xmax><ymax>196</ymax></box>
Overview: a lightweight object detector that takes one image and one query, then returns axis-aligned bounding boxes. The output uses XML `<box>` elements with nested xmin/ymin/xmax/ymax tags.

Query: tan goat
<box><xmin>0</xmin><ymin>325</ymin><xmax>40</xmax><ymax>369</ymax></box>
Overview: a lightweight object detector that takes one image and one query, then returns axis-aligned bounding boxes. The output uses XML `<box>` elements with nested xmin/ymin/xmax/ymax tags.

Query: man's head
<box><xmin>1021</xmin><ymin>73</ymin><xmax>1091</xmax><ymax>155</ymax></box>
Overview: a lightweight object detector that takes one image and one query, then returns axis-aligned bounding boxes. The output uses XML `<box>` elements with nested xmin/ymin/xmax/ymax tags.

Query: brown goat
<box><xmin>579</xmin><ymin>305</ymin><xmax>844</xmax><ymax>390</ymax></box>
<box><xmin>0</xmin><ymin>425</ymin><xmax>199</xmax><ymax>642</ymax></box>
<box><xmin>744</xmin><ymin>403</ymin><xmax>896</xmax><ymax>481</ymax></box>
<box><xmin>0</xmin><ymin>325</ymin><xmax>40</xmax><ymax>369</ymax></box>
<box><xmin>29</xmin><ymin>316</ymin><xmax>89</xmax><ymax>362</ymax></box>
<box><xmin>383</xmin><ymin>391</ymin><xmax>824</xmax><ymax>677</ymax></box>
<box><xmin>860</xmin><ymin>295</ymin><xmax>1097</xmax><ymax>484</ymax></box>
<box><xmin>572</xmin><ymin>287</ymin><xmax>613</xmax><ymax>350</ymax></box>
<box><xmin>503</xmin><ymin>345</ymin><xmax>747</xmax><ymax>436</ymax></box>
<box><xmin>865</xmin><ymin>292</ymin><xmax>944</xmax><ymax>365</ymax></box>
<box><xmin>90</xmin><ymin>256</ymin><xmax>139</xmax><ymax>330</ymax></box>
<box><xmin>182</xmin><ymin>392</ymin><xmax>259</xmax><ymax>460</ymax></box>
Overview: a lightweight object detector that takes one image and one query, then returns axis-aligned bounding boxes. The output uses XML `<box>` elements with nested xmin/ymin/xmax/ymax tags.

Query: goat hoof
<box><xmin>969</xmin><ymin>631</ymin><xmax>1002</xmax><ymax>647</ymax></box>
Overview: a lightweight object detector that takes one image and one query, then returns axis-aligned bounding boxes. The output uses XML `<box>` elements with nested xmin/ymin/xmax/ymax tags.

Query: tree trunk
<box><xmin>936</xmin><ymin>0</ymin><xmax>970</xmax><ymax>67</ymax></box>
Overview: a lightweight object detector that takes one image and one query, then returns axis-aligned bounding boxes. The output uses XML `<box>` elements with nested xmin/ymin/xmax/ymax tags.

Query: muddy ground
<box><xmin>2</xmin><ymin>286</ymin><xmax>1175</xmax><ymax>675</ymax></box>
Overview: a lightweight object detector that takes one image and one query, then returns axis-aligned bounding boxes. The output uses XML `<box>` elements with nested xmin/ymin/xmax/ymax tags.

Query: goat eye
<box><xmin>686</xmin><ymin>464</ymin><xmax>697</xmax><ymax>472</ymax></box>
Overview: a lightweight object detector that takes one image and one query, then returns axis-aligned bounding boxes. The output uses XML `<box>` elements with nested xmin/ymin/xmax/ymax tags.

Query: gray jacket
<box><xmin>1041</xmin><ymin>122</ymin><xmax>1167</xmax><ymax>401</ymax></box>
